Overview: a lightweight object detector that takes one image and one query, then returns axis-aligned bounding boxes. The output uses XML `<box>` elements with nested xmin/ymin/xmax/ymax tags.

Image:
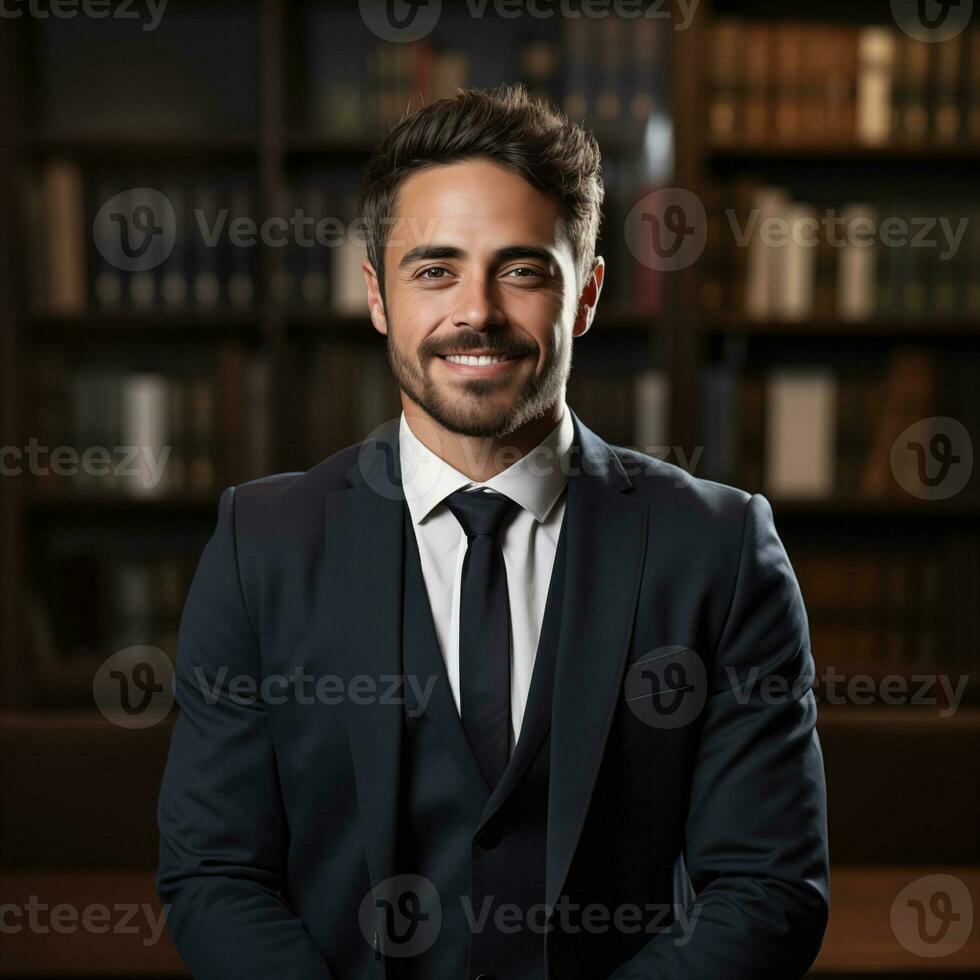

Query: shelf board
<box><xmin>285</xmin><ymin>132</ymin><xmax>376</xmax><ymax>158</ymax></box>
<box><xmin>27</xmin><ymin>493</ymin><xmax>219</xmax><ymax>517</ymax></box>
<box><xmin>706</xmin><ymin>316</ymin><xmax>980</xmax><ymax>338</ymax></box>
<box><xmin>28</xmin><ymin>131</ymin><xmax>260</xmax><ymax>160</ymax></box>
<box><xmin>817</xmin><ymin>703</ymin><xmax>980</xmax><ymax>731</ymax></box>
<box><xmin>28</xmin><ymin>309</ymin><xmax>261</xmax><ymax>338</ymax></box>
<box><xmin>709</xmin><ymin>141</ymin><xmax>980</xmax><ymax>164</ymax></box>
<box><xmin>770</xmin><ymin>496</ymin><xmax>980</xmax><ymax>519</ymax></box>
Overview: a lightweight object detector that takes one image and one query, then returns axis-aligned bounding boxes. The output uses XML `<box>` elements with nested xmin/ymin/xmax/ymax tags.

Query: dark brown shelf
<box><xmin>28</xmin><ymin>308</ymin><xmax>261</xmax><ymax>338</ymax></box>
<box><xmin>709</xmin><ymin>141</ymin><xmax>980</xmax><ymax>164</ymax></box>
<box><xmin>769</xmin><ymin>496</ymin><xmax>980</xmax><ymax>520</ymax></box>
<box><xmin>706</xmin><ymin>316</ymin><xmax>980</xmax><ymax>338</ymax></box>
<box><xmin>285</xmin><ymin>132</ymin><xmax>376</xmax><ymax>159</ymax></box>
<box><xmin>28</xmin><ymin>131</ymin><xmax>260</xmax><ymax>160</ymax></box>
<box><xmin>817</xmin><ymin>702</ymin><xmax>980</xmax><ymax>730</ymax></box>
<box><xmin>27</xmin><ymin>492</ymin><xmax>220</xmax><ymax>517</ymax></box>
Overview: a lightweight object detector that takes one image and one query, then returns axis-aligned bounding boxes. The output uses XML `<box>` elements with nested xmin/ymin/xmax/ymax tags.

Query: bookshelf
<box><xmin>0</xmin><ymin>0</ymin><xmax>977</xmax><ymax>976</ymax></box>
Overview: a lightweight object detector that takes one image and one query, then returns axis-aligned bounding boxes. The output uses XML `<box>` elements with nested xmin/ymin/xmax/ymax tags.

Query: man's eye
<box><xmin>507</xmin><ymin>267</ymin><xmax>544</xmax><ymax>279</ymax></box>
<box><xmin>418</xmin><ymin>266</ymin><xmax>451</xmax><ymax>280</ymax></box>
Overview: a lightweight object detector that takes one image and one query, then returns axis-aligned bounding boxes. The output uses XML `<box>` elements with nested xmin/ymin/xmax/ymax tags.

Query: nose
<box><xmin>450</xmin><ymin>274</ymin><xmax>506</xmax><ymax>332</ymax></box>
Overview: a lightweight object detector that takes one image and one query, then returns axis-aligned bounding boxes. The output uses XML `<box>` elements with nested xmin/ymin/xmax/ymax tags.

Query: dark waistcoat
<box><xmin>390</xmin><ymin>497</ymin><xmax>569</xmax><ymax>979</ymax></box>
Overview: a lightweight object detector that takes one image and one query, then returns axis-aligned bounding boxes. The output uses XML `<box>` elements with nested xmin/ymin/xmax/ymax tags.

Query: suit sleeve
<box><xmin>610</xmin><ymin>493</ymin><xmax>830</xmax><ymax>980</ymax></box>
<box><xmin>156</xmin><ymin>486</ymin><xmax>335</xmax><ymax>979</ymax></box>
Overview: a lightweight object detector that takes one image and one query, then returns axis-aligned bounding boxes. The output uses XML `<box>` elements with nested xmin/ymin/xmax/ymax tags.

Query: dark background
<box><xmin>0</xmin><ymin>0</ymin><xmax>977</xmax><ymax>975</ymax></box>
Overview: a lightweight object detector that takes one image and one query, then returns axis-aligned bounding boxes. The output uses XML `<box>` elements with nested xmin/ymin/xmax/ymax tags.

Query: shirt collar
<box><xmin>399</xmin><ymin>404</ymin><xmax>575</xmax><ymax>526</ymax></box>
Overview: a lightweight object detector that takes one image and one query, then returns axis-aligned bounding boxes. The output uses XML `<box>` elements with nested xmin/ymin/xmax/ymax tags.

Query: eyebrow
<box><xmin>397</xmin><ymin>244</ymin><xmax>557</xmax><ymax>270</ymax></box>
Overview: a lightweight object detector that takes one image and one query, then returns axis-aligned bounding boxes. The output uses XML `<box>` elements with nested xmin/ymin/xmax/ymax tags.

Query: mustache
<box><xmin>421</xmin><ymin>334</ymin><xmax>537</xmax><ymax>359</ymax></box>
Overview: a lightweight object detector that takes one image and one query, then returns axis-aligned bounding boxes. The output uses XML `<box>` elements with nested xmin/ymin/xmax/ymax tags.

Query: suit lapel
<box><xmin>544</xmin><ymin>411</ymin><xmax>649</xmax><ymax>911</ymax></box>
<box><xmin>325</xmin><ymin>418</ymin><xmax>405</xmax><ymax>895</ymax></box>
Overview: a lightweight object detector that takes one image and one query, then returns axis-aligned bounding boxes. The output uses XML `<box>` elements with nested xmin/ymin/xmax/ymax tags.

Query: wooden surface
<box><xmin>0</xmin><ymin>865</ymin><xmax>976</xmax><ymax>975</ymax></box>
<box><xmin>0</xmin><ymin>871</ymin><xmax>186</xmax><ymax>976</ymax></box>
<box><xmin>815</xmin><ymin>866</ymin><xmax>980</xmax><ymax>973</ymax></box>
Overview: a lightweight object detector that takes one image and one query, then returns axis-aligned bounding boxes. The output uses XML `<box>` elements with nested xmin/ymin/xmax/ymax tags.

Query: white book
<box><xmin>121</xmin><ymin>374</ymin><xmax>169</xmax><ymax>496</ymax></box>
<box><xmin>765</xmin><ymin>369</ymin><xmax>837</xmax><ymax>498</ymax></box>
<box><xmin>856</xmin><ymin>28</ymin><xmax>896</xmax><ymax>145</ymax></box>
<box><xmin>633</xmin><ymin>369</ymin><xmax>671</xmax><ymax>459</ymax></box>
<box><xmin>837</xmin><ymin>204</ymin><xmax>878</xmax><ymax>321</ymax></box>
<box><xmin>779</xmin><ymin>203</ymin><xmax>817</xmax><ymax>321</ymax></box>
<box><xmin>745</xmin><ymin>187</ymin><xmax>788</xmax><ymax>321</ymax></box>
<box><xmin>332</xmin><ymin>236</ymin><xmax>369</xmax><ymax>315</ymax></box>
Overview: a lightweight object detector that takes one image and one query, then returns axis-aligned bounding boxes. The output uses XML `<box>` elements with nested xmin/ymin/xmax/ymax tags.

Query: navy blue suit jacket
<box><xmin>156</xmin><ymin>408</ymin><xmax>829</xmax><ymax>978</ymax></box>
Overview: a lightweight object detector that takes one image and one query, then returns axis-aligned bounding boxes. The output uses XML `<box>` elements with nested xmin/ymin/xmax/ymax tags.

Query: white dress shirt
<box><xmin>399</xmin><ymin>405</ymin><xmax>575</xmax><ymax>746</ymax></box>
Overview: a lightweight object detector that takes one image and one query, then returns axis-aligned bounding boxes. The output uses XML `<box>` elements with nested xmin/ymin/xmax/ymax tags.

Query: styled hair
<box><xmin>357</xmin><ymin>81</ymin><xmax>604</xmax><ymax>304</ymax></box>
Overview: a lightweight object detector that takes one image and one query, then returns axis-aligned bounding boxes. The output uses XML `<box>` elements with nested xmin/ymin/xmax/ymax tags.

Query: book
<box><xmin>765</xmin><ymin>368</ymin><xmax>837</xmax><ymax>498</ymax></box>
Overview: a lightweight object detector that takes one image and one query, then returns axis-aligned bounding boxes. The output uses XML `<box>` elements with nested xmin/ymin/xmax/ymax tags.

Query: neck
<box><xmin>402</xmin><ymin>398</ymin><xmax>565</xmax><ymax>483</ymax></box>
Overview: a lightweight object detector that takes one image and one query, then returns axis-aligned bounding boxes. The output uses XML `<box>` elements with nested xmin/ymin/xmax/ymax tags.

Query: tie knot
<box><xmin>444</xmin><ymin>488</ymin><xmax>519</xmax><ymax>540</ymax></box>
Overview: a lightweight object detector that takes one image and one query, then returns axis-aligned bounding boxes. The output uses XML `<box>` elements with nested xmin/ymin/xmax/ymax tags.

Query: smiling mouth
<box><xmin>437</xmin><ymin>352</ymin><xmax>520</xmax><ymax>366</ymax></box>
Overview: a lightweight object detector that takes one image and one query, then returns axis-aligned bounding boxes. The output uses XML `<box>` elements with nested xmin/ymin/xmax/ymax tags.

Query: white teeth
<box><xmin>445</xmin><ymin>354</ymin><xmax>507</xmax><ymax>366</ymax></box>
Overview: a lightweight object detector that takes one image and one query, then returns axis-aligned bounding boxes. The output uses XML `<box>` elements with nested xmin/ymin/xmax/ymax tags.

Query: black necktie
<box><xmin>444</xmin><ymin>488</ymin><xmax>520</xmax><ymax>789</ymax></box>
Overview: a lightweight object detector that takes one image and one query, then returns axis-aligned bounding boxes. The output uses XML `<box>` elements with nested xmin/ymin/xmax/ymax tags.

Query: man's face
<box><xmin>364</xmin><ymin>158</ymin><xmax>599</xmax><ymax>439</ymax></box>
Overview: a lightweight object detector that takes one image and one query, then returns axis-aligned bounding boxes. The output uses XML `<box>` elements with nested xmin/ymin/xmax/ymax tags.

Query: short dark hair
<box><xmin>357</xmin><ymin>81</ymin><xmax>604</xmax><ymax>304</ymax></box>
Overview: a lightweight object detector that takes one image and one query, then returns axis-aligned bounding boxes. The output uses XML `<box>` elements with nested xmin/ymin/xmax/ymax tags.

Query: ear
<box><xmin>363</xmin><ymin>259</ymin><xmax>388</xmax><ymax>336</ymax></box>
<box><xmin>572</xmin><ymin>256</ymin><xmax>605</xmax><ymax>339</ymax></box>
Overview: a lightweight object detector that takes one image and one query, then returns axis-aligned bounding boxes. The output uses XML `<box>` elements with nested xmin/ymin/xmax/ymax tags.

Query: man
<box><xmin>157</xmin><ymin>83</ymin><xmax>829</xmax><ymax>979</ymax></box>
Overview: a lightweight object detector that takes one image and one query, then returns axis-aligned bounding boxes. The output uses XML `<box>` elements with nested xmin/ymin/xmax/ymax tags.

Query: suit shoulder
<box><xmin>611</xmin><ymin>444</ymin><xmax>752</xmax><ymax>526</ymax></box>
<box><xmin>225</xmin><ymin>440</ymin><xmax>363</xmax><ymax>529</ymax></box>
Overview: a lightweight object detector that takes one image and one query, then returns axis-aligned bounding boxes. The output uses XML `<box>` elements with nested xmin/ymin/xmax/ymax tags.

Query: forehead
<box><xmin>389</xmin><ymin>158</ymin><xmax>565</xmax><ymax>250</ymax></box>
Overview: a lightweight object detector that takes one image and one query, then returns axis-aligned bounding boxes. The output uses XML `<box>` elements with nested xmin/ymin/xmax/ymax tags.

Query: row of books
<box><xmin>568</xmin><ymin>368</ymin><xmax>670</xmax><ymax>455</ymax></box>
<box><xmin>311</xmin><ymin>14</ymin><xmax>667</xmax><ymax>140</ymax></box>
<box><xmin>30</xmin><ymin>367</ymin><xmax>221</xmax><ymax>496</ymax></box>
<box><xmin>702</xmin><ymin>182</ymin><xmax>980</xmax><ymax>322</ymax></box>
<box><xmin>33</xmin><ymin>158</ymin><xmax>671</xmax><ymax>319</ymax></box>
<box><xmin>702</xmin><ymin>346</ymin><xmax>979</xmax><ymax>500</ymax></box>
<box><xmin>709</xmin><ymin>20</ymin><xmax>980</xmax><ymax>147</ymax></box>
<box><xmin>32</xmin><ymin>163</ymin><xmax>374</xmax><ymax>317</ymax></box>
<box><xmin>33</xmin><ymin>548</ymin><xmax>198</xmax><ymax>665</ymax></box>
<box><xmin>798</xmin><ymin>544</ymin><xmax>978</xmax><ymax>697</ymax></box>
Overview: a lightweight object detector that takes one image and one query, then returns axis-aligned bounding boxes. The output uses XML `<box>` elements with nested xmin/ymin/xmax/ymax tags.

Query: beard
<box><xmin>385</xmin><ymin>321</ymin><xmax>571</xmax><ymax>439</ymax></box>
